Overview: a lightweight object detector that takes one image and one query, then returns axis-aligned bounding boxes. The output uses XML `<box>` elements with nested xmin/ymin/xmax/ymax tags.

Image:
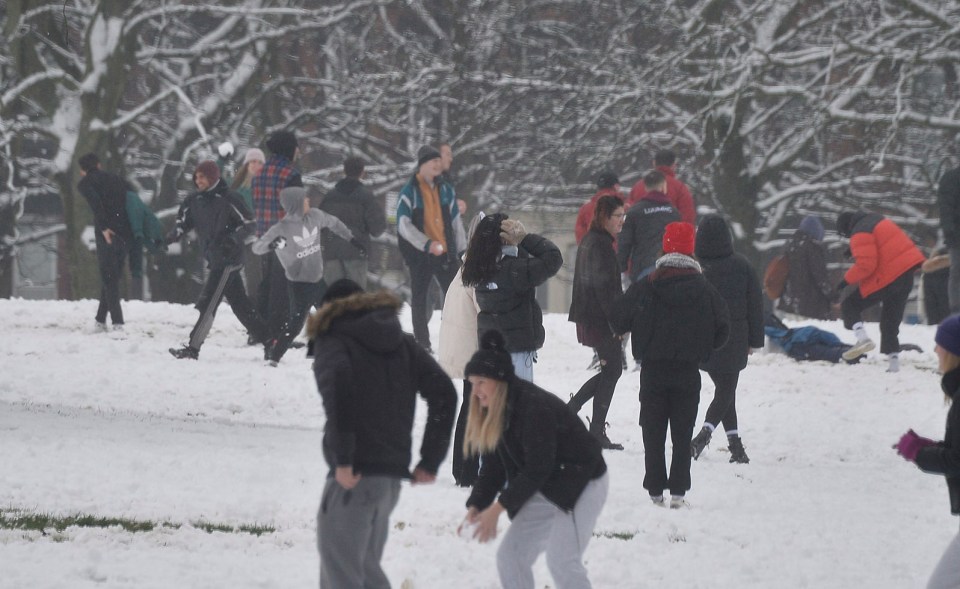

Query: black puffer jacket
<box><xmin>466</xmin><ymin>378</ymin><xmax>607</xmax><ymax>519</ymax></box>
<box><xmin>475</xmin><ymin>234</ymin><xmax>563</xmax><ymax>353</ymax></box>
<box><xmin>308</xmin><ymin>291</ymin><xmax>457</xmax><ymax>478</ymax></box>
<box><xmin>695</xmin><ymin>215</ymin><xmax>764</xmax><ymax>373</ymax></box>
<box><xmin>777</xmin><ymin>231</ymin><xmax>833</xmax><ymax>320</ymax></box>
<box><xmin>569</xmin><ymin>228</ymin><xmax>621</xmax><ymax>335</ymax></box>
<box><xmin>170</xmin><ymin>179</ymin><xmax>253</xmax><ymax>269</ymax></box>
<box><xmin>914</xmin><ymin>368</ymin><xmax>960</xmax><ymax>516</ymax></box>
<box><xmin>318</xmin><ymin>177</ymin><xmax>386</xmax><ymax>260</ymax></box>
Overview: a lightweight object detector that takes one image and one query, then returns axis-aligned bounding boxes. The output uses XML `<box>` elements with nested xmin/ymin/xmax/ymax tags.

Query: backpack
<box><xmin>763</xmin><ymin>254</ymin><xmax>789</xmax><ymax>299</ymax></box>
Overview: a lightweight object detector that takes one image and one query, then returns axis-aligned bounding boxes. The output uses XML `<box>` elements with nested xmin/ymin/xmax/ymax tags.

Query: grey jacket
<box><xmin>252</xmin><ymin>187</ymin><xmax>353</xmax><ymax>283</ymax></box>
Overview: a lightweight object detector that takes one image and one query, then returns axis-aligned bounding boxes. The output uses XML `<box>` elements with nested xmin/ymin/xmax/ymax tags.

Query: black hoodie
<box><xmin>914</xmin><ymin>368</ymin><xmax>960</xmax><ymax>516</ymax></box>
<box><xmin>308</xmin><ymin>291</ymin><xmax>456</xmax><ymax>478</ymax></box>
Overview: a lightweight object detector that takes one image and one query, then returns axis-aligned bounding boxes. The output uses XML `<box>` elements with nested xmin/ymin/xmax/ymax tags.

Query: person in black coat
<box><xmin>568</xmin><ymin>194</ymin><xmax>627</xmax><ymax>449</ymax></box>
<box><xmin>612</xmin><ymin>222</ymin><xmax>729</xmax><ymax>507</ymax></box>
<box><xmin>166</xmin><ymin>160</ymin><xmax>268</xmax><ymax>359</ymax></box>
<box><xmin>77</xmin><ymin>153</ymin><xmax>135</xmax><ymax>330</ymax></box>
<box><xmin>617</xmin><ymin>169</ymin><xmax>680</xmax><ymax>282</ymax></box>
<box><xmin>462</xmin><ymin>214</ymin><xmax>563</xmax><ymax>382</ymax></box>
<box><xmin>690</xmin><ymin>215</ymin><xmax>764</xmax><ymax>464</ymax></box>
<box><xmin>938</xmin><ymin>164</ymin><xmax>960</xmax><ymax>314</ymax></box>
<box><xmin>461</xmin><ymin>330</ymin><xmax>608</xmax><ymax>589</ymax></box>
<box><xmin>307</xmin><ymin>280</ymin><xmax>456</xmax><ymax>589</ymax></box>
<box><xmin>894</xmin><ymin>315</ymin><xmax>960</xmax><ymax>588</ymax></box>
<box><xmin>777</xmin><ymin>215</ymin><xmax>834</xmax><ymax>320</ymax></box>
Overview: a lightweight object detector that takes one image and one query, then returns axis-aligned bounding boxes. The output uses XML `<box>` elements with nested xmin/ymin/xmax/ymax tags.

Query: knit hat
<box><xmin>936</xmin><ymin>315</ymin><xmax>960</xmax><ymax>357</ymax></box>
<box><xmin>320</xmin><ymin>278</ymin><xmax>364</xmax><ymax>306</ymax></box>
<box><xmin>464</xmin><ymin>330</ymin><xmax>514</xmax><ymax>382</ymax></box>
<box><xmin>662</xmin><ymin>221</ymin><xmax>695</xmax><ymax>256</ymax></box>
<box><xmin>243</xmin><ymin>148</ymin><xmax>265</xmax><ymax>165</ymax></box>
<box><xmin>195</xmin><ymin>160</ymin><xmax>221</xmax><ymax>185</ymax></box>
<box><xmin>596</xmin><ymin>170</ymin><xmax>619</xmax><ymax>189</ymax></box>
<box><xmin>798</xmin><ymin>215</ymin><xmax>825</xmax><ymax>242</ymax></box>
<box><xmin>417</xmin><ymin>145</ymin><xmax>442</xmax><ymax>167</ymax></box>
<box><xmin>836</xmin><ymin>212</ymin><xmax>855</xmax><ymax>238</ymax></box>
<box><xmin>266</xmin><ymin>131</ymin><xmax>298</xmax><ymax>160</ymax></box>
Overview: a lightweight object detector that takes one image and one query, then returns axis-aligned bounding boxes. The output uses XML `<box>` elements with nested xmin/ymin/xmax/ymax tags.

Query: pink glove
<box><xmin>894</xmin><ymin>429</ymin><xmax>937</xmax><ymax>462</ymax></box>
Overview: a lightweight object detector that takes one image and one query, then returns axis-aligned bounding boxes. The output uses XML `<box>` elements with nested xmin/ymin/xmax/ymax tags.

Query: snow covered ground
<box><xmin>0</xmin><ymin>297</ymin><xmax>955</xmax><ymax>588</ymax></box>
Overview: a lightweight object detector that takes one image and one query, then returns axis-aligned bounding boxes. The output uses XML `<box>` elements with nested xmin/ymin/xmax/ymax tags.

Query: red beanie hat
<box><xmin>662</xmin><ymin>222</ymin><xmax>695</xmax><ymax>256</ymax></box>
<box><xmin>195</xmin><ymin>160</ymin><xmax>221</xmax><ymax>185</ymax></box>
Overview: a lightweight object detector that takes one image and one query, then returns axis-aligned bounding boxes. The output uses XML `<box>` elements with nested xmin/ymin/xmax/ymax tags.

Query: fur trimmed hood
<box><xmin>307</xmin><ymin>290</ymin><xmax>403</xmax><ymax>337</ymax></box>
<box><xmin>307</xmin><ymin>290</ymin><xmax>406</xmax><ymax>355</ymax></box>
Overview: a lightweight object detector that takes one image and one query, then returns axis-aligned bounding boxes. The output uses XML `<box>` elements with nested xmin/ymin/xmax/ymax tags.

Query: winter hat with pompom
<box><xmin>662</xmin><ymin>221</ymin><xmax>696</xmax><ymax>256</ymax></box>
<box><xmin>465</xmin><ymin>330</ymin><xmax>514</xmax><ymax>382</ymax></box>
<box><xmin>936</xmin><ymin>315</ymin><xmax>960</xmax><ymax>357</ymax></box>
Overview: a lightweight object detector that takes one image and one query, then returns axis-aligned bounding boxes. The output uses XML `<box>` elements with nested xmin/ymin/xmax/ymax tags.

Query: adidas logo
<box><xmin>292</xmin><ymin>226</ymin><xmax>319</xmax><ymax>248</ymax></box>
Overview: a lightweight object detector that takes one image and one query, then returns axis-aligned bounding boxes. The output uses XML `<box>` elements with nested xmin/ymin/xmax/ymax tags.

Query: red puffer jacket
<box><xmin>844</xmin><ymin>213</ymin><xmax>925</xmax><ymax>297</ymax></box>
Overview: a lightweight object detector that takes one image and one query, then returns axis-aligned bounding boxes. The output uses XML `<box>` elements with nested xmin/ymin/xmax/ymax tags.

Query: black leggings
<box><xmin>703</xmin><ymin>371</ymin><xmax>740</xmax><ymax>433</ymax></box>
<box><xmin>569</xmin><ymin>335</ymin><xmax>623</xmax><ymax>434</ymax></box>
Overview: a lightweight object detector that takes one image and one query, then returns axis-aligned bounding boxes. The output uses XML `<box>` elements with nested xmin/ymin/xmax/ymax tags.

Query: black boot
<box><xmin>593</xmin><ymin>423</ymin><xmax>624</xmax><ymax>451</ymax></box>
<box><xmin>169</xmin><ymin>345</ymin><xmax>199</xmax><ymax>360</ymax></box>
<box><xmin>690</xmin><ymin>426</ymin><xmax>712</xmax><ymax>460</ymax></box>
<box><xmin>728</xmin><ymin>435</ymin><xmax>750</xmax><ymax>464</ymax></box>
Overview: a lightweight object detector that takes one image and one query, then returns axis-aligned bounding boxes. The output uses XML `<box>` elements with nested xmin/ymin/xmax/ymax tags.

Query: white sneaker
<box><xmin>842</xmin><ymin>338</ymin><xmax>876</xmax><ymax>362</ymax></box>
<box><xmin>887</xmin><ymin>355</ymin><xmax>900</xmax><ymax>373</ymax></box>
<box><xmin>670</xmin><ymin>496</ymin><xmax>689</xmax><ymax>509</ymax></box>
<box><xmin>93</xmin><ymin>321</ymin><xmax>109</xmax><ymax>333</ymax></box>
<box><xmin>650</xmin><ymin>495</ymin><xmax>665</xmax><ymax>507</ymax></box>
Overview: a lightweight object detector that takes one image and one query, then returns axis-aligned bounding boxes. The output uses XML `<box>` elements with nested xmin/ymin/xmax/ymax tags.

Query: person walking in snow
<box><xmin>690</xmin><ymin>215</ymin><xmax>764</xmax><ymax>465</ymax></box>
<box><xmin>628</xmin><ymin>149</ymin><xmax>696</xmax><ymax>224</ymax></box>
<box><xmin>308</xmin><ymin>279</ymin><xmax>456</xmax><ymax>589</ymax></box>
<box><xmin>835</xmin><ymin>210</ymin><xmax>925</xmax><ymax>371</ymax></box>
<box><xmin>568</xmin><ymin>194</ymin><xmax>627</xmax><ymax>450</ymax></box>
<box><xmin>461</xmin><ymin>214</ymin><xmax>563</xmax><ymax>382</ymax></box>
<box><xmin>777</xmin><ymin>215</ymin><xmax>835</xmax><ymax>320</ymax></box>
<box><xmin>618</xmin><ymin>169</ymin><xmax>680</xmax><ymax>283</ymax></box>
<box><xmin>461</xmin><ymin>330</ymin><xmax>609</xmax><ymax>589</ymax></box>
<box><xmin>252</xmin><ymin>187</ymin><xmax>362</xmax><ymax>366</ymax></box>
<box><xmin>167</xmin><ymin>160</ymin><xmax>268</xmax><ymax>360</ymax></box>
<box><xmin>894</xmin><ymin>314</ymin><xmax>960</xmax><ymax>589</ymax></box>
<box><xmin>612</xmin><ymin>222</ymin><xmax>729</xmax><ymax>508</ymax></box>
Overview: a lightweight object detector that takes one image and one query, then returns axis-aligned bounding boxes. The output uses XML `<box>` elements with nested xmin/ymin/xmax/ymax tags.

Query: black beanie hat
<box><xmin>320</xmin><ymin>278</ymin><xmax>364</xmax><ymax>306</ymax></box>
<box><xmin>596</xmin><ymin>169</ymin><xmax>619</xmax><ymax>189</ymax></box>
<box><xmin>836</xmin><ymin>212</ymin><xmax>854</xmax><ymax>238</ymax></box>
<box><xmin>464</xmin><ymin>330</ymin><xmax>514</xmax><ymax>382</ymax></box>
<box><xmin>266</xmin><ymin>130</ymin><xmax>298</xmax><ymax>160</ymax></box>
<box><xmin>417</xmin><ymin>145</ymin><xmax>442</xmax><ymax>167</ymax></box>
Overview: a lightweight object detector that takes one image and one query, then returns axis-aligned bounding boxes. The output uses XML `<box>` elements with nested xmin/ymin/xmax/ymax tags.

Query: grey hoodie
<box><xmin>252</xmin><ymin>187</ymin><xmax>354</xmax><ymax>283</ymax></box>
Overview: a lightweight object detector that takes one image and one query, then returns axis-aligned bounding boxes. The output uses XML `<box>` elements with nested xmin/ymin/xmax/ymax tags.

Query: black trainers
<box><xmin>728</xmin><ymin>435</ymin><xmax>750</xmax><ymax>464</ymax></box>
<box><xmin>594</xmin><ymin>424</ymin><xmax>624</xmax><ymax>451</ymax></box>
<box><xmin>169</xmin><ymin>345</ymin><xmax>199</xmax><ymax>360</ymax></box>
<box><xmin>264</xmin><ymin>339</ymin><xmax>277</xmax><ymax>361</ymax></box>
<box><xmin>691</xmin><ymin>426</ymin><xmax>712</xmax><ymax>460</ymax></box>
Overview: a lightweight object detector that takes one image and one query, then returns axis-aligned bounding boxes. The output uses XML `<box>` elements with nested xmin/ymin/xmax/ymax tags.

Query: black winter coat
<box><xmin>777</xmin><ymin>232</ymin><xmax>833</xmax><ymax>320</ymax></box>
<box><xmin>695</xmin><ymin>215</ymin><xmax>764</xmax><ymax>373</ymax></box>
<box><xmin>466</xmin><ymin>378</ymin><xmax>607</xmax><ymax>519</ymax></box>
<box><xmin>938</xmin><ymin>166</ymin><xmax>960</xmax><ymax>247</ymax></box>
<box><xmin>77</xmin><ymin>169</ymin><xmax>134</xmax><ymax>241</ymax></box>
<box><xmin>170</xmin><ymin>179</ymin><xmax>254</xmax><ymax>269</ymax></box>
<box><xmin>612</xmin><ymin>263</ymin><xmax>730</xmax><ymax>367</ymax></box>
<box><xmin>308</xmin><ymin>290</ymin><xmax>457</xmax><ymax>478</ymax></box>
<box><xmin>475</xmin><ymin>234</ymin><xmax>563</xmax><ymax>353</ymax></box>
<box><xmin>914</xmin><ymin>368</ymin><xmax>960</xmax><ymax>516</ymax></box>
<box><xmin>569</xmin><ymin>228</ymin><xmax>621</xmax><ymax>336</ymax></box>
<box><xmin>617</xmin><ymin>193</ymin><xmax>680</xmax><ymax>280</ymax></box>
<box><xmin>318</xmin><ymin>177</ymin><xmax>386</xmax><ymax>261</ymax></box>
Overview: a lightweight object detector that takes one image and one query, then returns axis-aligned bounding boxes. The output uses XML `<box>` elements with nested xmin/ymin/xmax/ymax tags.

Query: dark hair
<box><xmin>78</xmin><ymin>153</ymin><xmax>100</xmax><ymax>173</ymax></box>
<box><xmin>654</xmin><ymin>150</ymin><xmax>677</xmax><ymax>167</ymax></box>
<box><xmin>265</xmin><ymin>130</ymin><xmax>298</xmax><ymax>160</ymax></box>
<box><xmin>590</xmin><ymin>194</ymin><xmax>625</xmax><ymax>231</ymax></box>
<box><xmin>462</xmin><ymin>213</ymin><xmax>508</xmax><ymax>287</ymax></box>
<box><xmin>643</xmin><ymin>169</ymin><xmax>666</xmax><ymax>189</ymax></box>
<box><xmin>344</xmin><ymin>156</ymin><xmax>364</xmax><ymax>178</ymax></box>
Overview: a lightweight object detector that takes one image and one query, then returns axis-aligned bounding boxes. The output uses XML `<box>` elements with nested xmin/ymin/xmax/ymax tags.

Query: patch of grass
<box><xmin>0</xmin><ymin>508</ymin><xmax>275</xmax><ymax>538</ymax></box>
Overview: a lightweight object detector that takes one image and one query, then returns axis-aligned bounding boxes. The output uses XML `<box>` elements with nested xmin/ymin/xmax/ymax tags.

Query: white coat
<box><xmin>438</xmin><ymin>266</ymin><xmax>480</xmax><ymax>379</ymax></box>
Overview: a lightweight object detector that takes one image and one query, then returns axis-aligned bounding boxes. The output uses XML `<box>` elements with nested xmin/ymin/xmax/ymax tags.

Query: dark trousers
<box><xmin>841</xmin><ymin>271</ymin><xmax>915</xmax><ymax>354</ymax></box>
<box><xmin>189</xmin><ymin>264</ymin><xmax>267</xmax><ymax>350</ymax></box>
<box><xmin>924</xmin><ymin>270</ymin><xmax>951</xmax><ymax>325</ymax></box>
<box><xmin>452</xmin><ymin>379</ymin><xmax>481</xmax><ymax>487</ymax></box>
<box><xmin>569</xmin><ymin>336</ymin><xmax>623</xmax><ymax>434</ymax></box>
<box><xmin>639</xmin><ymin>363</ymin><xmax>701</xmax><ymax>496</ymax></box>
<box><xmin>703</xmin><ymin>371</ymin><xmax>740</xmax><ymax>433</ymax></box>
<box><xmin>270</xmin><ymin>280</ymin><xmax>324</xmax><ymax>362</ymax></box>
<box><xmin>94</xmin><ymin>233</ymin><xmax>127</xmax><ymax>325</ymax></box>
<box><xmin>257</xmin><ymin>255</ymin><xmax>290</xmax><ymax>340</ymax></box>
<box><xmin>406</xmin><ymin>253</ymin><xmax>459</xmax><ymax>349</ymax></box>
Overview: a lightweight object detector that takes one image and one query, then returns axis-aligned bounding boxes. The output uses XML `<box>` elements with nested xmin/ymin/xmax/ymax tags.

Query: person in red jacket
<box><xmin>575</xmin><ymin>170</ymin><xmax>624</xmax><ymax>244</ymax></box>
<box><xmin>836</xmin><ymin>211</ymin><xmax>926</xmax><ymax>371</ymax></box>
<box><xmin>629</xmin><ymin>150</ymin><xmax>696</xmax><ymax>224</ymax></box>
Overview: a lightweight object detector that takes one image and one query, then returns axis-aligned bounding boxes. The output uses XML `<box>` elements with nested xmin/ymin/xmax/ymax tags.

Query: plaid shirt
<box><xmin>251</xmin><ymin>155</ymin><xmax>301</xmax><ymax>236</ymax></box>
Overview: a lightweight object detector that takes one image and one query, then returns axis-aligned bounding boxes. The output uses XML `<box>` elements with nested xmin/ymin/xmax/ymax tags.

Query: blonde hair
<box><xmin>463</xmin><ymin>380</ymin><xmax>508</xmax><ymax>456</ymax></box>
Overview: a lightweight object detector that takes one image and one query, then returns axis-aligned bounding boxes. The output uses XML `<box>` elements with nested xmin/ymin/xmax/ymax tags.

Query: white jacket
<box><xmin>438</xmin><ymin>266</ymin><xmax>480</xmax><ymax>379</ymax></box>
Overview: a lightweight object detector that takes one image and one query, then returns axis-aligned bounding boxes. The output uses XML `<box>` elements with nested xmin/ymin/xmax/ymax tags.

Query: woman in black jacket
<box><xmin>895</xmin><ymin>315</ymin><xmax>960</xmax><ymax>588</ymax></box>
<box><xmin>690</xmin><ymin>215</ymin><xmax>765</xmax><ymax>464</ymax></box>
<box><xmin>462</xmin><ymin>214</ymin><xmax>563</xmax><ymax>382</ymax></box>
<box><xmin>461</xmin><ymin>330</ymin><xmax>608</xmax><ymax>589</ymax></box>
<box><xmin>777</xmin><ymin>215</ymin><xmax>834</xmax><ymax>320</ymax></box>
<box><xmin>568</xmin><ymin>194</ymin><xmax>626</xmax><ymax>450</ymax></box>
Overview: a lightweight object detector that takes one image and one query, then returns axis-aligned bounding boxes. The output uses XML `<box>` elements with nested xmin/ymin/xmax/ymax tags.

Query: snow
<box><xmin>0</xmin><ymin>297</ymin><xmax>955</xmax><ymax>588</ymax></box>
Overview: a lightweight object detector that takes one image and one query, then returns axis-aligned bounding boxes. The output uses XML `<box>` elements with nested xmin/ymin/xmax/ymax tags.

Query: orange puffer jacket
<box><xmin>844</xmin><ymin>213</ymin><xmax>925</xmax><ymax>297</ymax></box>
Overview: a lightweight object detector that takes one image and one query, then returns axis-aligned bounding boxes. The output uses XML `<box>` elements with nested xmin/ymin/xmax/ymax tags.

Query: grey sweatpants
<box><xmin>317</xmin><ymin>475</ymin><xmax>401</xmax><ymax>589</ymax></box>
<box><xmin>928</xmin><ymin>529</ymin><xmax>960</xmax><ymax>589</ymax></box>
<box><xmin>496</xmin><ymin>473</ymin><xmax>609</xmax><ymax>589</ymax></box>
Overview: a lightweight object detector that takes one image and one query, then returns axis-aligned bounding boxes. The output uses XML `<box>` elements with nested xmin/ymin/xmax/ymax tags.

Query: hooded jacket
<box><xmin>466</xmin><ymin>377</ymin><xmax>607</xmax><ymax>519</ymax></box>
<box><xmin>617</xmin><ymin>191</ymin><xmax>680</xmax><ymax>280</ymax></box>
<box><xmin>252</xmin><ymin>187</ymin><xmax>354</xmax><ymax>283</ymax></box>
<box><xmin>694</xmin><ymin>215</ymin><xmax>764</xmax><ymax>373</ymax></box>
<box><xmin>569</xmin><ymin>227</ymin><xmax>621</xmax><ymax>337</ymax></box>
<box><xmin>319</xmin><ymin>177</ymin><xmax>386</xmax><ymax>261</ymax></box>
<box><xmin>840</xmin><ymin>211</ymin><xmax>925</xmax><ymax>298</ymax></box>
<box><xmin>77</xmin><ymin>168</ymin><xmax>135</xmax><ymax>242</ymax></box>
<box><xmin>778</xmin><ymin>225</ymin><xmax>833</xmax><ymax>320</ymax></box>
<box><xmin>307</xmin><ymin>290</ymin><xmax>457</xmax><ymax>478</ymax></box>
<box><xmin>914</xmin><ymin>367</ymin><xmax>960</xmax><ymax>516</ymax></box>
<box><xmin>169</xmin><ymin>178</ymin><xmax>253</xmax><ymax>269</ymax></box>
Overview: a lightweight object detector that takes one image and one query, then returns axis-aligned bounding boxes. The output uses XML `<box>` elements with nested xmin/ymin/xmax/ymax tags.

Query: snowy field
<box><xmin>0</xmin><ymin>296</ymin><xmax>956</xmax><ymax>588</ymax></box>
